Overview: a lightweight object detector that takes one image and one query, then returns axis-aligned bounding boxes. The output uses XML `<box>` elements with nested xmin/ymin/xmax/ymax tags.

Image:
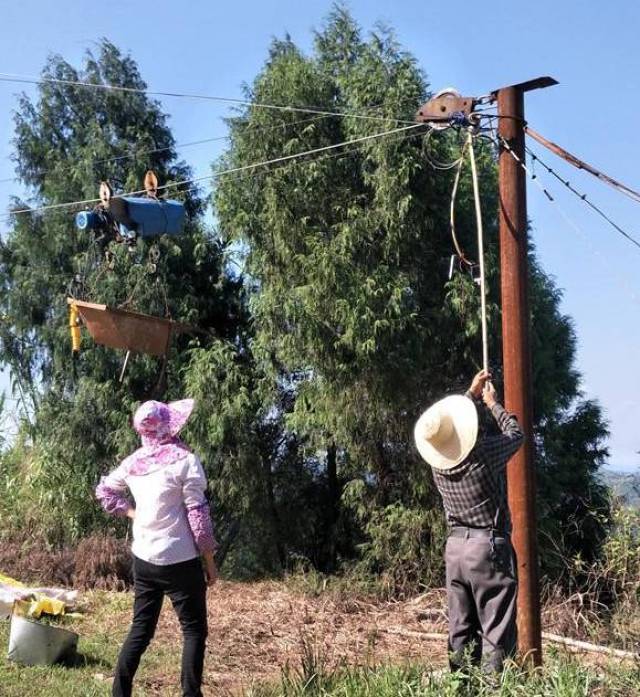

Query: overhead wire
<box><xmin>0</xmin><ymin>135</ymin><xmax>226</xmax><ymax>185</ymax></box>
<box><xmin>525</xmin><ymin>126</ymin><xmax>640</xmax><ymax>205</ymax></box>
<box><xmin>5</xmin><ymin>126</ymin><xmax>430</xmax><ymax>372</ymax></box>
<box><xmin>6</xmin><ymin>77</ymin><xmax>637</xmax><ymax>406</ymax></box>
<box><xmin>497</xmin><ymin>133</ymin><xmax>640</xmax><ymax>305</ymax></box>
<box><xmin>2</xmin><ymin>126</ymin><xmax>428</xmax><ymax>277</ymax></box>
<box><xmin>212</xmin><ymin>126</ymin><xmax>430</xmax><ymax>285</ymax></box>
<box><xmin>0</xmin><ymin>112</ymin><xmax>343</xmax><ymax>186</ymax></box>
<box><xmin>0</xmin><ymin>122</ymin><xmax>427</xmax><ymax>222</ymax></box>
<box><xmin>0</xmin><ymin>125</ymin><xmax>428</xmax><ymax>246</ymax></box>
<box><xmin>487</xmin><ymin>120</ymin><xmax>640</xmax><ymax>239</ymax></box>
<box><xmin>522</xmin><ymin>142</ymin><xmax>640</xmax><ymax>252</ymax></box>
<box><xmin>0</xmin><ymin>72</ymin><xmax>415</xmax><ymax>125</ymax></box>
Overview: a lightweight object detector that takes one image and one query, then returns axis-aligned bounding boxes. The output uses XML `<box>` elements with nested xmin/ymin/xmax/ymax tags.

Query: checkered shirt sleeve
<box><xmin>431</xmin><ymin>399</ymin><xmax>524</xmax><ymax>531</ymax></box>
<box><xmin>477</xmin><ymin>402</ymin><xmax>525</xmax><ymax>472</ymax></box>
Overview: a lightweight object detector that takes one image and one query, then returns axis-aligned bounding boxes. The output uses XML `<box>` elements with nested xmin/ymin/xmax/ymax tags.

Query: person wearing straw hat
<box><xmin>96</xmin><ymin>399</ymin><xmax>217</xmax><ymax>697</ymax></box>
<box><xmin>414</xmin><ymin>369</ymin><xmax>524</xmax><ymax>673</ymax></box>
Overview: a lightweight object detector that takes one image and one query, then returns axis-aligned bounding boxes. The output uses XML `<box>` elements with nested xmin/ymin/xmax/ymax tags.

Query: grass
<box><xmin>246</xmin><ymin>652</ymin><xmax>640</xmax><ymax>697</ymax></box>
<box><xmin>0</xmin><ymin>587</ymin><xmax>639</xmax><ymax>696</ymax></box>
<box><xmin>0</xmin><ymin>591</ymin><xmax>177</xmax><ymax>697</ymax></box>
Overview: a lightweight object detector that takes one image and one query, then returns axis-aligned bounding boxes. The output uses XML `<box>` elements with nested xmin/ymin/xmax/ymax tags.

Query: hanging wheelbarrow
<box><xmin>67</xmin><ymin>298</ymin><xmax>193</xmax><ymax>358</ymax></box>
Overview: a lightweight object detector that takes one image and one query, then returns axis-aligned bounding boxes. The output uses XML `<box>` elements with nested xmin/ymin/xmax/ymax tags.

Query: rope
<box><xmin>467</xmin><ymin>132</ymin><xmax>489</xmax><ymax>373</ymax></box>
<box><xmin>0</xmin><ymin>72</ymin><xmax>415</xmax><ymax>125</ymax></box>
<box><xmin>449</xmin><ymin>137</ymin><xmax>473</xmax><ymax>267</ymax></box>
<box><xmin>424</xmin><ymin>128</ymin><xmax>466</xmax><ymax>170</ymax></box>
<box><xmin>1</xmin><ymin>123</ymin><xmax>427</xmax><ymax>221</ymax></box>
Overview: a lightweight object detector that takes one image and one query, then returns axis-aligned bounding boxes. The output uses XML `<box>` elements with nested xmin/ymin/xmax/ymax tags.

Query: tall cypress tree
<box><xmin>214</xmin><ymin>6</ymin><xmax>609</xmax><ymax>575</ymax></box>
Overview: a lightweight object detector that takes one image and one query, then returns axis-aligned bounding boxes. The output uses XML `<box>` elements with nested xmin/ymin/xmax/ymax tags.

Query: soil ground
<box><xmin>84</xmin><ymin>581</ymin><xmax>449</xmax><ymax>695</ymax></box>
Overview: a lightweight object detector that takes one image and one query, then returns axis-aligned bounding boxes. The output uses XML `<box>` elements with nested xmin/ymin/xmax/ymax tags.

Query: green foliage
<box><xmin>214</xmin><ymin>5</ymin><xmax>610</xmax><ymax>582</ymax></box>
<box><xmin>601</xmin><ymin>505</ymin><xmax>640</xmax><ymax>581</ymax></box>
<box><xmin>528</xmin><ymin>254</ymin><xmax>610</xmax><ymax>566</ymax></box>
<box><xmin>593</xmin><ymin>505</ymin><xmax>640</xmax><ymax>646</ymax></box>
<box><xmin>0</xmin><ymin>9</ymin><xmax>612</xmax><ymax>587</ymax></box>
<box><xmin>343</xmin><ymin>480</ymin><xmax>447</xmax><ymax>597</ymax></box>
<box><xmin>541</xmin><ymin>503</ymin><xmax>640</xmax><ymax>650</ymax></box>
<box><xmin>0</xmin><ymin>41</ymin><xmax>243</xmax><ymax>545</ymax></box>
<box><xmin>215</xmin><ymin>7</ymin><xmax>500</xmax><ymax>581</ymax></box>
<box><xmin>0</xmin><ymin>381</ymin><xmax>135</xmax><ymax>544</ymax></box>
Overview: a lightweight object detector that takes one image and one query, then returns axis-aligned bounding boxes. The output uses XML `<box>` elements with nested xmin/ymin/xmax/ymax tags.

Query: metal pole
<box><xmin>496</xmin><ymin>77</ymin><xmax>556</xmax><ymax>666</ymax></box>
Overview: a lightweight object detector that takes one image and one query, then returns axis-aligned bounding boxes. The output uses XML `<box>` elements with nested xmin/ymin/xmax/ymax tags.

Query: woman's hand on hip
<box><xmin>203</xmin><ymin>551</ymin><xmax>218</xmax><ymax>587</ymax></box>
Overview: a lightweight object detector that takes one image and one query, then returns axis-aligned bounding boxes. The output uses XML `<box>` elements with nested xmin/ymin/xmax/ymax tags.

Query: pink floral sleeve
<box><xmin>186</xmin><ymin>503</ymin><xmax>218</xmax><ymax>554</ymax></box>
<box><xmin>96</xmin><ymin>466</ymin><xmax>130</xmax><ymax>517</ymax></box>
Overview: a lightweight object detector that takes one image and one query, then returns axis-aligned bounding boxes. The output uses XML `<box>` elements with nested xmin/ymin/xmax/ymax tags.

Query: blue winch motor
<box><xmin>75</xmin><ymin>197</ymin><xmax>185</xmax><ymax>239</ymax></box>
<box><xmin>75</xmin><ymin>210</ymin><xmax>104</xmax><ymax>231</ymax></box>
<box><xmin>120</xmin><ymin>197</ymin><xmax>185</xmax><ymax>238</ymax></box>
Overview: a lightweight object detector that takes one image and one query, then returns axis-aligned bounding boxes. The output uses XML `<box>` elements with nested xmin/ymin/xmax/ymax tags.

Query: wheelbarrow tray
<box><xmin>67</xmin><ymin>299</ymin><xmax>192</xmax><ymax>357</ymax></box>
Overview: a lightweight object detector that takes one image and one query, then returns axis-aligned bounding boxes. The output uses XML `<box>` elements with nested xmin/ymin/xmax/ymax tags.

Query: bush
<box><xmin>0</xmin><ymin>436</ymin><xmax>123</xmax><ymax>547</ymax></box>
<box><xmin>343</xmin><ymin>481</ymin><xmax>447</xmax><ymax>599</ymax></box>
<box><xmin>542</xmin><ymin>502</ymin><xmax>640</xmax><ymax>650</ymax></box>
<box><xmin>0</xmin><ymin>533</ymin><xmax>132</xmax><ymax>590</ymax></box>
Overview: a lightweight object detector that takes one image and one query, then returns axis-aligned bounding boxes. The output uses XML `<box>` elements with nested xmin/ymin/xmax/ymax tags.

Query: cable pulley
<box><xmin>416</xmin><ymin>88</ymin><xmax>477</xmax><ymax>129</ymax></box>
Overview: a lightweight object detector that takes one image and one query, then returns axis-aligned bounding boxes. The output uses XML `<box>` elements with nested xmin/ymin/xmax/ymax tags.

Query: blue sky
<box><xmin>0</xmin><ymin>0</ymin><xmax>638</xmax><ymax>471</ymax></box>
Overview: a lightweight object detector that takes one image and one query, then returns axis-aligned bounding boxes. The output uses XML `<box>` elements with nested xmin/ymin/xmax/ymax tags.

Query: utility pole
<box><xmin>493</xmin><ymin>77</ymin><xmax>557</xmax><ymax>666</ymax></box>
<box><xmin>416</xmin><ymin>77</ymin><xmax>557</xmax><ymax>666</ymax></box>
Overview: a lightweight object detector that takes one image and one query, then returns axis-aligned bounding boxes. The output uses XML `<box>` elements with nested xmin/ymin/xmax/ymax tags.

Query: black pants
<box><xmin>113</xmin><ymin>555</ymin><xmax>208</xmax><ymax>697</ymax></box>
<box><xmin>445</xmin><ymin>531</ymin><xmax>517</xmax><ymax>673</ymax></box>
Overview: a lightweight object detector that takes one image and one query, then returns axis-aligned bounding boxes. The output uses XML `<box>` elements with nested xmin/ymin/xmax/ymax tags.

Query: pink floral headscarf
<box><xmin>121</xmin><ymin>399</ymin><xmax>195</xmax><ymax>476</ymax></box>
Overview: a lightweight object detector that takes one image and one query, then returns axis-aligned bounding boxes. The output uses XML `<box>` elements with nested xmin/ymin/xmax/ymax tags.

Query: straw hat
<box><xmin>414</xmin><ymin>395</ymin><xmax>478</xmax><ymax>470</ymax></box>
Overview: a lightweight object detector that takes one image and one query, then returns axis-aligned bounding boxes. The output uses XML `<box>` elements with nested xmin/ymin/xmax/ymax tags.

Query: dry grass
<box><xmin>124</xmin><ymin>581</ymin><xmax>449</xmax><ymax>695</ymax></box>
<box><xmin>0</xmin><ymin>534</ymin><xmax>132</xmax><ymax>590</ymax></box>
<box><xmin>2</xmin><ymin>578</ymin><xmax>640</xmax><ymax>696</ymax></box>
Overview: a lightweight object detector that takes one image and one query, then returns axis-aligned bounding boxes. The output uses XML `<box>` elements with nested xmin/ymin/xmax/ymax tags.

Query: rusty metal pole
<box><xmin>495</xmin><ymin>77</ymin><xmax>557</xmax><ymax>667</ymax></box>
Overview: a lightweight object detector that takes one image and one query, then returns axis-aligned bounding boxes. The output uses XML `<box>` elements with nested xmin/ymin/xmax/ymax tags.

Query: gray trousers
<box><xmin>445</xmin><ymin>531</ymin><xmax>517</xmax><ymax>672</ymax></box>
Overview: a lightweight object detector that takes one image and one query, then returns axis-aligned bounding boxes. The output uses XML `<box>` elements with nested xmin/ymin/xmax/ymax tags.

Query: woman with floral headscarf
<box><xmin>96</xmin><ymin>398</ymin><xmax>217</xmax><ymax>697</ymax></box>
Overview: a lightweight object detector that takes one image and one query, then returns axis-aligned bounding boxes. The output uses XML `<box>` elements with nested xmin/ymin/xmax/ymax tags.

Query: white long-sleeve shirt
<box><xmin>97</xmin><ymin>453</ymin><xmax>215</xmax><ymax>566</ymax></box>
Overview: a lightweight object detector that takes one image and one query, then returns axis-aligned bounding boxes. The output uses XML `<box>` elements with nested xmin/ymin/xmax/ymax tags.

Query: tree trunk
<box><xmin>215</xmin><ymin>519</ymin><xmax>241</xmax><ymax>570</ymax></box>
<box><xmin>376</xmin><ymin>440</ymin><xmax>393</xmax><ymax>505</ymax></box>
<box><xmin>325</xmin><ymin>442</ymin><xmax>340</xmax><ymax>571</ymax></box>
<box><xmin>262</xmin><ymin>456</ymin><xmax>286</xmax><ymax>569</ymax></box>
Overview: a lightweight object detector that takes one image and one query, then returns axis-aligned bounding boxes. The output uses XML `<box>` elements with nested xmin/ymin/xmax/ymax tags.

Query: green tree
<box><xmin>0</xmin><ymin>41</ymin><xmax>243</xmax><ymax>543</ymax></box>
<box><xmin>214</xmin><ymin>5</ymin><xmax>609</xmax><ymax>579</ymax></box>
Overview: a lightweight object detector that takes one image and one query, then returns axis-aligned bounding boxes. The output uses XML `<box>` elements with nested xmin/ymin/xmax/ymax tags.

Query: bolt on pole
<box><xmin>495</xmin><ymin>76</ymin><xmax>557</xmax><ymax>667</ymax></box>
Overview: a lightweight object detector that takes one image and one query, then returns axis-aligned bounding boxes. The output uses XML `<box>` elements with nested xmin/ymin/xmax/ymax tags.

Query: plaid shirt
<box><xmin>431</xmin><ymin>395</ymin><xmax>524</xmax><ymax>533</ymax></box>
